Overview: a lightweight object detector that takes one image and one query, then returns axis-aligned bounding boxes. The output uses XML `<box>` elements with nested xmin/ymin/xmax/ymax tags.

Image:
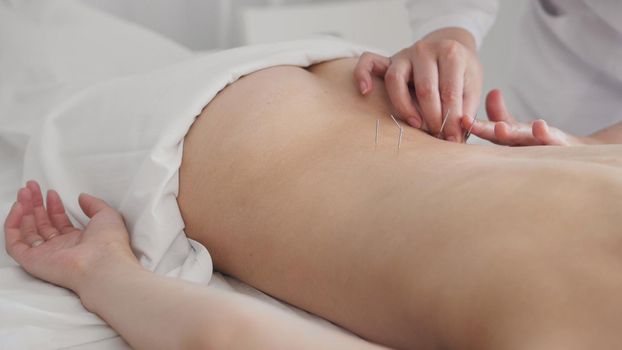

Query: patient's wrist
<box><xmin>75</xmin><ymin>253</ymin><xmax>146</xmax><ymax>311</ymax></box>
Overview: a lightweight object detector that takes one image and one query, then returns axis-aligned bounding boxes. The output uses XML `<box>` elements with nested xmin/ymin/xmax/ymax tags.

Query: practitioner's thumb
<box><xmin>485</xmin><ymin>89</ymin><xmax>516</xmax><ymax>123</ymax></box>
<box><xmin>78</xmin><ymin>193</ymin><xmax>110</xmax><ymax>218</ymax></box>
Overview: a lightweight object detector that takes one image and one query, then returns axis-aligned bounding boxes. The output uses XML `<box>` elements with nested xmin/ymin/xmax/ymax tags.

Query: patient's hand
<box><xmin>464</xmin><ymin>89</ymin><xmax>596</xmax><ymax>146</ymax></box>
<box><xmin>3</xmin><ymin>180</ymin><xmax>140</xmax><ymax>294</ymax></box>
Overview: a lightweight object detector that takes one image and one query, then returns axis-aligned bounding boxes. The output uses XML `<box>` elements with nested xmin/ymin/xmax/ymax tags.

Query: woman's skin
<box><xmin>179</xmin><ymin>58</ymin><xmax>622</xmax><ymax>349</ymax></box>
<box><xmin>355</xmin><ymin>27</ymin><xmax>481</xmax><ymax>141</ymax></box>
<box><xmin>462</xmin><ymin>89</ymin><xmax>622</xmax><ymax>146</ymax></box>
<box><xmin>4</xmin><ymin>57</ymin><xmax>622</xmax><ymax>350</ymax></box>
<box><xmin>4</xmin><ymin>181</ymin><xmax>388</xmax><ymax>350</ymax></box>
<box><xmin>354</xmin><ymin>27</ymin><xmax>622</xmax><ymax>146</ymax></box>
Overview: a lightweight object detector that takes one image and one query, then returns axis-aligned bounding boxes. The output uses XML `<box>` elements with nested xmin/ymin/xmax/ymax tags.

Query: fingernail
<box><xmin>447</xmin><ymin>136</ymin><xmax>457</xmax><ymax>142</ymax></box>
<box><xmin>407</xmin><ymin>117</ymin><xmax>421</xmax><ymax>128</ymax></box>
<box><xmin>359</xmin><ymin>81</ymin><xmax>368</xmax><ymax>94</ymax></box>
<box><xmin>31</xmin><ymin>240</ymin><xmax>44</xmax><ymax>247</ymax></box>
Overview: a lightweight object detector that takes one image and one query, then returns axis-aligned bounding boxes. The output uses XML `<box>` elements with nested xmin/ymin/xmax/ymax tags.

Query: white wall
<box><xmin>81</xmin><ymin>0</ymin><xmax>222</xmax><ymax>50</ymax></box>
<box><xmin>82</xmin><ymin>0</ymin><xmax>317</xmax><ymax>50</ymax></box>
<box><xmin>240</xmin><ymin>0</ymin><xmax>412</xmax><ymax>53</ymax></box>
<box><xmin>479</xmin><ymin>0</ymin><xmax>527</xmax><ymax>103</ymax></box>
<box><xmin>82</xmin><ymin>0</ymin><xmax>525</xmax><ymax>98</ymax></box>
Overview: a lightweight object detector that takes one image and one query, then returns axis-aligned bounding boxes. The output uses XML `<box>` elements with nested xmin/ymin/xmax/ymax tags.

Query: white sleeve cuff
<box><xmin>410</xmin><ymin>14</ymin><xmax>490</xmax><ymax>50</ymax></box>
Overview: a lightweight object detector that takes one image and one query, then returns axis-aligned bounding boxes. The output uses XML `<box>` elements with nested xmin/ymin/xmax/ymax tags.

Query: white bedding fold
<box><xmin>0</xmin><ymin>1</ymin><xmax>375</xmax><ymax>348</ymax></box>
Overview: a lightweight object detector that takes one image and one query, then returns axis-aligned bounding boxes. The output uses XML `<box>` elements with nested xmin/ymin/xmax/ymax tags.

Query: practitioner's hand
<box><xmin>3</xmin><ymin>180</ymin><xmax>141</xmax><ymax>294</ymax></box>
<box><xmin>462</xmin><ymin>89</ymin><xmax>596</xmax><ymax>146</ymax></box>
<box><xmin>354</xmin><ymin>27</ymin><xmax>483</xmax><ymax>143</ymax></box>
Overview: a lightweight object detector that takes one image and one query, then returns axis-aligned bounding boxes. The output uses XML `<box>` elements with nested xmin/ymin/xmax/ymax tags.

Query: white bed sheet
<box><xmin>0</xmin><ymin>1</ymin><xmax>371</xmax><ymax>348</ymax></box>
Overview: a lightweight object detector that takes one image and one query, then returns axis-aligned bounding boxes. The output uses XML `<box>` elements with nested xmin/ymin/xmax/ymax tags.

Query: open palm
<box><xmin>4</xmin><ymin>181</ymin><xmax>138</xmax><ymax>293</ymax></box>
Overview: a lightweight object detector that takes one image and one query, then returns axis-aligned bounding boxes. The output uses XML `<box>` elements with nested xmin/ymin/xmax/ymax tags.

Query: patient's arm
<box><xmin>80</xmin><ymin>257</ymin><xmax>389</xmax><ymax>350</ymax></box>
<box><xmin>3</xmin><ymin>181</ymin><xmax>388</xmax><ymax>350</ymax></box>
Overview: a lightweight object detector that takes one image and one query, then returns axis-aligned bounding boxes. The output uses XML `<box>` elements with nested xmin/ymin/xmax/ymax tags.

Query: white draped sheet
<box><xmin>0</xmin><ymin>1</ymin><xmax>375</xmax><ymax>348</ymax></box>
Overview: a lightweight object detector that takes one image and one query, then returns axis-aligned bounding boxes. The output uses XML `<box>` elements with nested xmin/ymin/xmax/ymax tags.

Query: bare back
<box><xmin>178</xmin><ymin>58</ymin><xmax>622</xmax><ymax>349</ymax></box>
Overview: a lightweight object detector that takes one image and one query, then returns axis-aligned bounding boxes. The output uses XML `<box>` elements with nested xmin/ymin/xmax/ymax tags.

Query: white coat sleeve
<box><xmin>406</xmin><ymin>0</ymin><xmax>499</xmax><ymax>49</ymax></box>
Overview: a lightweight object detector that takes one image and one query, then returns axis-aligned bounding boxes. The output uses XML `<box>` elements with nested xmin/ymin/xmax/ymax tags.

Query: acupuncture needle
<box><xmin>375</xmin><ymin>119</ymin><xmax>380</xmax><ymax>150</ymax></box>
<box><xmin>389</xmin><ymin>114</ymin><xmax>404</xmax><ymax>150</ymax></box>
<box><xmin>464</xmin><ymin>112</ymin><xmax>478</xmax><ymax>142</ymax></box>
<box><xmin>437</xmin><ymin>108</ymin><xmax>451</xmax><ymax>139</ymax></box>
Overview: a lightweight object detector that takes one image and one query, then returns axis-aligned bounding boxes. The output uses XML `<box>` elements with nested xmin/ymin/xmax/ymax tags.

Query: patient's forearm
<box><xmin>589</xmin><ymin>121</ymin><xmax>622</xmax><ymax>144</ymax></box>
<box><xmin>77</xmin><ymin>262</ymin><xmax>387</xmax><ymax>350</ymax></box>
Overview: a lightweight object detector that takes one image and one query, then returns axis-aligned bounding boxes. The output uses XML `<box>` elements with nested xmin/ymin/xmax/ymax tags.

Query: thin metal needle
<box><xmin>464</xmin><ymin>112</ymin><xmax>478</xmax><ymax>142</ymax></box>
<box><xmin>437</xmin><ymin>108</ymin><xmax>451</xmax><ymax>138</ymax></box>
<box><xmin>375</xmin><ymin>119</ymin><xmax>380</xmax><ymax>150</ymax></box>
<box><xmin>390</xmin><ymin>114</ymin><xmax>404</xmax><ymax>150</ymax></box>
<box><xmin>398</xmin><ymin>127</ymin><xmax>404</xmax><ymax>150</ymax></box>
<box><xmin>389</xmin><ymin>114</ymin><xmax>401</xmax><ymax>129</ymax></box>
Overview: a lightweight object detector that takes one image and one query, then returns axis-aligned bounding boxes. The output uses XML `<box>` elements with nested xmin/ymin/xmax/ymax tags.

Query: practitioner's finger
<box><xmin>354</xmin><ymin>51</ymin><xmax>391</xmax><ymax>95</ymax></box>
<box><xmin>462</xmin><ymin>116</ymin><xmax>498</xmax><ymax>143</ymax></box>
<box><xmin>462</xmin><ymin>69</ymin><xmax>482</xmax><ymax>139</ymax></box>
<box><xmin>26</xmin><ymin>181</ymin><xmax>59</xmax><ymax>240</ymax></box>
<box><xmin>18</xmin><ymin>188</ymin><xmax>45</xmax><ymax>247</ymax></box>
<box><xmin>532</xmin><ymin>120</ymin><xmax>569</xmax><ymax>146</ymax></box>
<box><xmin>494</xmin><ymin>122</ymin><xmax>543</xmax><ymax>146</ymax></box>
<box><xmin>437</xmin><ymin>44</ymin><xmax>466</xmax><ymax>142</ymax></box>
<box><xmin>411</xmin><ymin>46</ymin><xmax>441</xmax><ymax>131</ymax></box>
<box><xmin>4</xmin><ymin>201</ymin><xmax>30</xmax><ymax>258</ymax></box>
<box><xmin>46</xmin><ymin>190</ymin><xmax>78</xmax><ymax>235</ymax></box>
<box><xmin>485</xmin><ymin>89</ymin><xmax>517</xmax><ymax>123</ymax></box>
<box><xmin>384</xmin><ymin>54</ymin><xmax>422</xmax><ymax>124</ymax></box>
